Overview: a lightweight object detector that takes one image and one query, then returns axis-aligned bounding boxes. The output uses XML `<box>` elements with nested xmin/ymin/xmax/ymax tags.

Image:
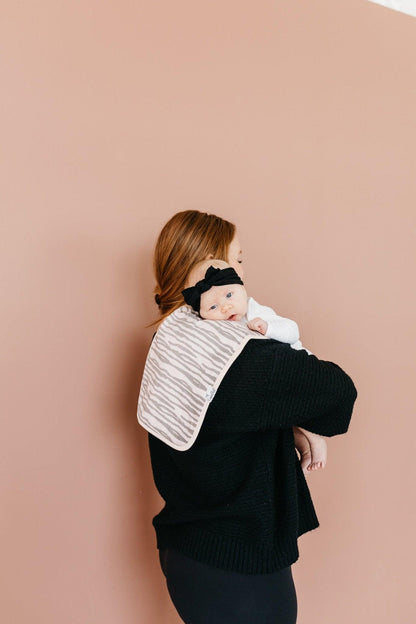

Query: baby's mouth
<box><xmin>228</xmin><ymin>314</ymin><xmax>238</xmax><ymax>321</ymax></box>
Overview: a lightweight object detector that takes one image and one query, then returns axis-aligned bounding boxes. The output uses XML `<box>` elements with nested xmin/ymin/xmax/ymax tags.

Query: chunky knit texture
<box><xmin>147</xmin><ymin>338</ymin><xmax>358</xmax><ymax>574</ymax></box>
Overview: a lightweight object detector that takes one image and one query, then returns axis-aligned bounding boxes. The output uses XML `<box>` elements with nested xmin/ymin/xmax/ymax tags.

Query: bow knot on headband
<box><xmin>181</xmin><ymin>266</ymin><xmax>244</xmax><ymax>313</ymax></box>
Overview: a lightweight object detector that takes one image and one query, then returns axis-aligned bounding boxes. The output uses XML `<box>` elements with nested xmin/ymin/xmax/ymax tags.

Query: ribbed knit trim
<box><xmin>298</xmin><ymin>504</ymin><xmax>320</xmax><ymax>537</ymax></box>
<box><xmin>296</xmin><ymin>460</ymin><xmax>321</xmax><ymax>534</ymax></box>
<box><xmin>154</xmin><ymin>517</ymin><xmax>319</xmax><ymax>575</ymax></box>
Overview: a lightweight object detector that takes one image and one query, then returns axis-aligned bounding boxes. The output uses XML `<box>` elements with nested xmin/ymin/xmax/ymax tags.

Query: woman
<box><xmin>142</xmin><ymin>210</ymin><xmax>358</xmax><ymax>624</ymax></box>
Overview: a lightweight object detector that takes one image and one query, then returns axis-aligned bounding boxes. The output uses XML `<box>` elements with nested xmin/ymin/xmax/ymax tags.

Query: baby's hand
<box><xmin>247</xmin><ymin>317</ymin><xmax>268</xmax><ymax>335</ymax></box>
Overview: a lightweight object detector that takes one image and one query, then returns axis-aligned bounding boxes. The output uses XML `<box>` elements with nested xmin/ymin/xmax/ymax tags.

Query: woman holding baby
<box><xmin>138</xmin><ymin>209</ymin><xmax>358</xmax><ymax>624</ymax></box>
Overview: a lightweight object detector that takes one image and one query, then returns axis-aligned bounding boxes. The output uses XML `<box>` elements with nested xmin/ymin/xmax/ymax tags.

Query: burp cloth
<box><xmin>137</xmin><ymin>304</ymin><xmax>267</xmax><ymax>451</ymax></box>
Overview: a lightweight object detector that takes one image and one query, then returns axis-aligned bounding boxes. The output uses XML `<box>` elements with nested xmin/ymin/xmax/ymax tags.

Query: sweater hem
<box><xmin>153</xmin><ymin>522</ymin><xmax>318</xmax><ymax>575</ymax></box>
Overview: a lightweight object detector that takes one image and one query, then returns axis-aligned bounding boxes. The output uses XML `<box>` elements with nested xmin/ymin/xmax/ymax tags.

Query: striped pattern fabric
<box><xmin>137</xmin><ymin>305</ymin><xmax>267</xmax><ymax>451</ymax></box>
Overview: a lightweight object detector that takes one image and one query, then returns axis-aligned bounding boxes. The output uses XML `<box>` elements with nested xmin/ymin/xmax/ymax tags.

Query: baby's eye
<box><xmin>226</xmin><ymin>292</ymin><xmax>232</xmax><ymax>298</ymax></box>
<box><xmin>237</xmin><ymin>260</ymin><xmax>243</xmax><ymax>264</ymax></box>
<box><xmin>209</xmin><ymin>304</ymin><xmax>218</xmax><ymax>310</ymax></box>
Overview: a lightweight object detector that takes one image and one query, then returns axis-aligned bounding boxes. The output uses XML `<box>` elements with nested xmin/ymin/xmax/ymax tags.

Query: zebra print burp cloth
<box><xmin>137</xmin><ymin>305</ymin><xmax>267</xmax><ymax>451</ymax></box>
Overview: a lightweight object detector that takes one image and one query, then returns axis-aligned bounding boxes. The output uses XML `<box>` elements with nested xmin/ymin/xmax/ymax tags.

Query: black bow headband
<box><xmin>181</xmin><ymin>266</ymin><xmax>244</xmax><ymax>313</ymax></box>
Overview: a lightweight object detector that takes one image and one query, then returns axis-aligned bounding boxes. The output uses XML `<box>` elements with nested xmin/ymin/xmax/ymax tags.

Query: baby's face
<box><xmin>199</xmin><ymin>283</ymin><xmax>248</xmax><ymax>321</ymax></box>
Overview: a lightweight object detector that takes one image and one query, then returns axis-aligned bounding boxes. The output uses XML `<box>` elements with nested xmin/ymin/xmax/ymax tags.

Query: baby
<box><xmin>181</xmin><ymin>258</ymin><xmax>327</xmax><ymax>475</ymax></box>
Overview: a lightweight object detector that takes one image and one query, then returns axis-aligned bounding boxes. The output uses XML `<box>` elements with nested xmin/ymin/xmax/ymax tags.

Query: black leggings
<box><xmin>158</xmin><ymin>548</ymin><xmax>297</xmax><ymax>624</ymax></box>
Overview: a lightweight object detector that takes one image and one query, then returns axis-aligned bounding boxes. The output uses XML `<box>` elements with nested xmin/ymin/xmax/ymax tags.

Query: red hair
<box><xmin>146</xmin><ymin>210</ymin><xmax>236</xmax><ymax>328</ymax></box>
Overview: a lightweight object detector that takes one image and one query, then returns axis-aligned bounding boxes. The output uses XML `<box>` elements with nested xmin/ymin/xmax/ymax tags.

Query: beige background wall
<box><xmin>1</xmin><ymin>1</ymin><xmax>414</xmax><ymax>622</ymax></box>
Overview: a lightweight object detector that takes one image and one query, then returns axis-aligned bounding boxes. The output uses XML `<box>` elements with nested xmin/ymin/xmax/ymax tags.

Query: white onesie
<box><xmin>243</xmin><ymin>296</ymin><xmax>313</xmax><ymax>355</ymax></box>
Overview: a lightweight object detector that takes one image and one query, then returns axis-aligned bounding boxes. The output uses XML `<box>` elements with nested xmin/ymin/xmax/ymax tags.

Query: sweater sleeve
<box><xmin>261</xmin><ymin>344</ymin><xmax>358</xmax><ymax>435</ymax></box>
<box><xmin>208</xmin><ymin>339</ymin><xmax>357</xmax><ymax>436</ymax></box>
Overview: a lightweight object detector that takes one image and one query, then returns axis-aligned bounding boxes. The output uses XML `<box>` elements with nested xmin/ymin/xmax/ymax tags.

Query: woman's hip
<box><xmin>158</xmin><ymin>547</ymin><xmax>297</xmax><ymax>624</ymax></box>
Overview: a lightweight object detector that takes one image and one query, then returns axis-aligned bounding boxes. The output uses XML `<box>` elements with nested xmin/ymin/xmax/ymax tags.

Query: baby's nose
<box><xmin>222</xmin><ymin>302</ymin><xmax>232</xmax><ymax>313</ymax></box>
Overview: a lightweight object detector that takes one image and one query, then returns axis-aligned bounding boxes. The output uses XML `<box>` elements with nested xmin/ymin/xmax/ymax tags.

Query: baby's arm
<box><xmin>247</xmin><ymin>298</ymin><xmax>313</xmax><ymax>353</ymax></box>
<box><xmin>290</xmin><ymin>339</ymin><xmax>313</xmax><ymax>355</ymax></box>
<box><xmin>247</xmin><ymin>298</ymin><xmax>300</xmax><ymax>343</ymax></box>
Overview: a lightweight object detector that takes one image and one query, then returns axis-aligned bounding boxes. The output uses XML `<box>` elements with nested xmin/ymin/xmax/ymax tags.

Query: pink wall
<box><xmin>1</xmin><ymin>1</ymin><xmax>414</xmax><ymax>622</ymax></box>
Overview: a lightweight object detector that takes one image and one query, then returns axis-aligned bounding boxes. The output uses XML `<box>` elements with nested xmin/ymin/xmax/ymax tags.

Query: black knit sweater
<box><xmin>147</xmin><ymin>338</ymin><xmax>358</xmax><ymax>574</ymax></box>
